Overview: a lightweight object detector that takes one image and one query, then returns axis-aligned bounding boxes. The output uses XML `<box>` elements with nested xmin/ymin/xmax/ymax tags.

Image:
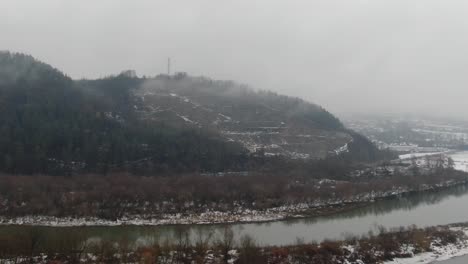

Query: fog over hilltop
<box><xmin>2</xmin><ymin>0</ymin><xmax>468</xmax><ymax>117</ymax></box>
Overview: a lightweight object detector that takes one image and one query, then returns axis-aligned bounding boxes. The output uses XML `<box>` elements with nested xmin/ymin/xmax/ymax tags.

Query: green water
<box><xmin>3</xmin><ymin>184</ymin><xmax>468</xmax><ymax>246</ymax></box>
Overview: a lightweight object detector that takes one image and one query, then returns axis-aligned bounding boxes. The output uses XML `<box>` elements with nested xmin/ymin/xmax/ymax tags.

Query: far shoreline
<box><xmin>1</xmin><ymin>179</ymin><xmax>467</xmax><ymax>228</ymax></box>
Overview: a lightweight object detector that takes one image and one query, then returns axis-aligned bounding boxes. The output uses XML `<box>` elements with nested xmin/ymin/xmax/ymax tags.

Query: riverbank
<box><xmin>2</xmin><ymin>223</ymin><xmax>468</xmax><ymax>264</ymax></box>
<box><xmin>384</xmin><ymin>228</ymin><xmax>468</xmax><ymax>264</ymax></box>
<box><xmin>1</xmin><ymin>179</ymin><xmax>467</xmax><ymax>227</ymax></box>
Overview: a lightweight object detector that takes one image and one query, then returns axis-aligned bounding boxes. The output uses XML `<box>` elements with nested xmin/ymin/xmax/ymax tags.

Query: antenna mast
<box><xmin>167</xmin><ymin>57</ymin><xmax>171</xmax><ymax>75</ymax></box>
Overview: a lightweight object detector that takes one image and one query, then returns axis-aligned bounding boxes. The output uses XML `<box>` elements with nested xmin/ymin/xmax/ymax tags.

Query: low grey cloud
<box><xmin>2</xmin><ymin>0</ymin><xmax>468</xmax><ymax>118</ymax></box>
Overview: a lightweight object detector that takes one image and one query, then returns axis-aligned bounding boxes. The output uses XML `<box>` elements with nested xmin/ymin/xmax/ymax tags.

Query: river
<box><xmin>3</xmin><ymin>151</ymin><xmax>468</xmax><ymax>263</ymax></box>
<box><xmin>3</xmin><ymin>183</ymin><xmax>468</xmax><ymax>247</ymax></box>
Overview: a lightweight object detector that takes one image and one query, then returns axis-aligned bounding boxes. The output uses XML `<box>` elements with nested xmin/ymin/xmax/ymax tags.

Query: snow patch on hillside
<box><xmin>176</xmin><ymin>114</ymin><xmax>196</xmax><ymax>124</ymax></box>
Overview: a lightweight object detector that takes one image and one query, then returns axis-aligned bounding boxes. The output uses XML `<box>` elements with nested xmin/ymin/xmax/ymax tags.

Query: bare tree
<box><xmin>216</xmin><ymin>226</ymin><xmax>235</xmax><ymax>263</ymax></box>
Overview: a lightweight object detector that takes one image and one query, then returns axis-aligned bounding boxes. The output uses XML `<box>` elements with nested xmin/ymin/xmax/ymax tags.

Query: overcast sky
<box><xmin>2</xmin><ymin>0</ymin><xmax>468</xmax><ymax>117</ymax></box>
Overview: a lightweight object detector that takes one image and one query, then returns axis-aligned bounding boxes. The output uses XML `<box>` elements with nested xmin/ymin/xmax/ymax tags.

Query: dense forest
<box><xmin>0</xmin><ymin>51</ymin><xmax>390</xmax><ymax>176</ymax></box>
<box><xmin>0</xmin><ymin>52</ymin><xmax>247</xmax><ymax>175</ymax></box>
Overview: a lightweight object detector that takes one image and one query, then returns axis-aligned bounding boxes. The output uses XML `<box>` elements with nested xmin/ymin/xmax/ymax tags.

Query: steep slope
<box><xmin>135</xmin><ymin>73</ymin><xmax>352</xmax><ymax>159</ymax></box>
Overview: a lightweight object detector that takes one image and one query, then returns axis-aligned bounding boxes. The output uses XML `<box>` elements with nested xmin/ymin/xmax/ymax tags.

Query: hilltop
<box><xmin>0</xmin><ymin>51</ymin><xmax>386</xmax><ymax>175</ymax></box>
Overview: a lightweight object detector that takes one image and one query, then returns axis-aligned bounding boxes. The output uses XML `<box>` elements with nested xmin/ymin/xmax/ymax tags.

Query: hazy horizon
<box><xmin>3</xmin><ymin>0</ymin><xmax>468</xmax><ymax>118</ymax></box>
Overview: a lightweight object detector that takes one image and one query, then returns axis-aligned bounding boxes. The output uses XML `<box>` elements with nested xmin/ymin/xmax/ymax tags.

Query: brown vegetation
<box><xmin>0</xmin><ymin>168</ymin><xmax>466</xmax><ymax>220</ymax></box>
<box><xmin>0</xmin><ymin>225</ymin><xmax>465</xmax><ymax>264</ymax></box>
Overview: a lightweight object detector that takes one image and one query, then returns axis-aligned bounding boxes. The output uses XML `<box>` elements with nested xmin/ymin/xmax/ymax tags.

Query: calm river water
<box><xmin>3</xmin><ymin>183</ymin><xmax>468</xmax><ymax>247</ymax></box>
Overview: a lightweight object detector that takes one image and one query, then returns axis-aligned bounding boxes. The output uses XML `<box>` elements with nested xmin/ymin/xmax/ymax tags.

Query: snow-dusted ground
<box><xmin>0</xmin><ymin>211</ymin><xmax>289</xmax><ymax>227</ymax></box>
<box><xmin>448</xmin><ymin>151</ymin><xmax>468</xmax><ymax>173</ymax></box>
<box><xmin>397</xmin><ymin>150</ymin><xmax>468</xmax><ymax>173</ymax></box>
<box><xmin>334</xmin><ymin>141</ymin><xmax>350</xmax><ymax>155</ymax></box>
<box><xmin>385</xmin><ymin>228</ymin><xmax>468</xmax><ymax>264</ymax></box>
<box><xmin>399</xmin><ymin>151</ymin><xmax>450</xmax><ymax>160</ymax></box>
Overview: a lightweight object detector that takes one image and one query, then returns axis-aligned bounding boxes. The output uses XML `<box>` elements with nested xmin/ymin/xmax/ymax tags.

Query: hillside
<box><xmin>0</xmin><ymin>51</ymin><xmax>385</xmax><ymax>175</ymax></box>
<box><xmin>134</xmin><ymin>73</ymin><xmax>352</xmax><ymax>159</ymax></box>
<box><xmin>0</xmin><ymin>52</ymin><xmax>246</xmax><ymax>175</ymax></box>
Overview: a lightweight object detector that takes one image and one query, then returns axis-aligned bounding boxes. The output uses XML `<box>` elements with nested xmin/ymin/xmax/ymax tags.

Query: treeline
<box><xmin>0</xmin><ymin>168</ymin><xmax>465</xmax><ymax>219</ymax></box>
<box><xmin>0</xmin><ymin>224</ymin><xmax>464</xmax><ymax>264</ymax></box>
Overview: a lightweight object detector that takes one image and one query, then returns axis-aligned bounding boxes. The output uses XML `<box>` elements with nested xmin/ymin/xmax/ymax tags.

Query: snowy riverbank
<box><xmin>1</xmin><ymin>179</ymin><xmax>466</xmax><ymax>227</ymax></box>
<box><xmin>385</xmin><ymin>227</ymin><xmax>468</xmax><ymax>264</ymax></box>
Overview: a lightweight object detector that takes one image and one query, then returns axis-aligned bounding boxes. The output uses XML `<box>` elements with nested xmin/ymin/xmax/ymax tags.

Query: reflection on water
<box><xmin>2</xmin><ymin>184</ymin><xmax>468</xmax><ymax>246</ymax></box>
<box><xmin>265</xmin><ymin>184</ymin><xmax>468</xmax><ymax>231</ymax></box>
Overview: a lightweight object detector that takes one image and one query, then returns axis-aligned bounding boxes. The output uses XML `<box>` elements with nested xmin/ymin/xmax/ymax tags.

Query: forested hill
<box><xmin>0</xmin><ymin>52</ymin><xmax>246</xmax><ymax>175</ymax></box>
<box><xmin>0</xmin><ymin>51</ymin><xmax>387</xmax><ymax>175</ymax></box>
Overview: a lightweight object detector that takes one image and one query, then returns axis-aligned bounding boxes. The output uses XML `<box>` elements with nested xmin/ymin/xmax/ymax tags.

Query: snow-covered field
<box><xmin>448</xmin><ymin>151</ymin><xmax>468</xmax><ymax>173</ymax></box>
<box><xmin>397</xmin><ymin>150</ymin><xmax>468</xmax><ymax>173</ymax></box>
<box><xmin>398</xmin><ymin>151</ymin><xmax>450</xmax><ymax>160</ymax></box>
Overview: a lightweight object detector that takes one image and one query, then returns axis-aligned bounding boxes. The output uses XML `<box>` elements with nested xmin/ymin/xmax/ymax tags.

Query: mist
<box><xmin>2</xmin><ymin>0</ymin><xmax>468</xmax><ymax>117</ymax></box>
